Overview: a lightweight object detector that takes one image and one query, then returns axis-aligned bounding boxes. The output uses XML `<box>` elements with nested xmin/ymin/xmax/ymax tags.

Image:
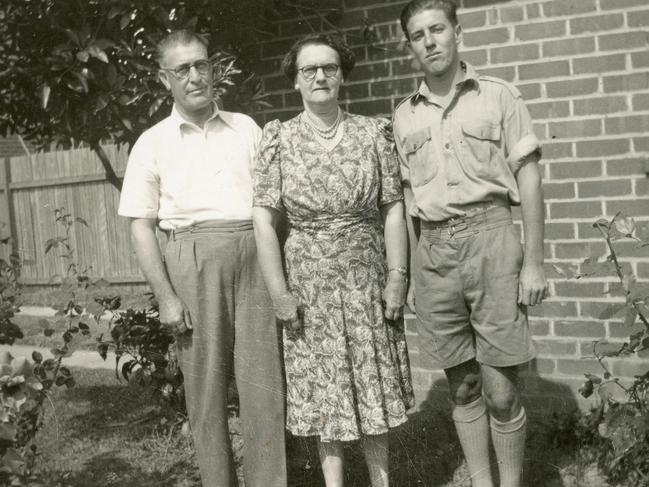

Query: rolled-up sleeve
<box><xmin>503</xmin><ymin>93</ymin><xmax>542</xmax><ymax>174</ymax></box>
<box><xmin>118</xmin><ymin>132</ymin><xmax>160</xmax><ymax>219</ymax></box>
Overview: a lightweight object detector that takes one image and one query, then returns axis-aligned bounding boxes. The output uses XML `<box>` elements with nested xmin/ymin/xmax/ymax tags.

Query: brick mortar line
<box><xmin>259</xmin><ymin>22</ymin><xmax>648</xmax><ymax>53</ymax></box>
<box><xmin>546</xmin><ymin>195</ymin><xmax>648</xmax><ymax>200</ymax></box>
<box><xmin>260</xmin><ymin>52</ymin><xmax>648</xmax><ymax>79</ymax></box>
<box><xmin>262</xmin><ymin>3</ymin><xmax>649</xmax><ymax>42</ymax></box>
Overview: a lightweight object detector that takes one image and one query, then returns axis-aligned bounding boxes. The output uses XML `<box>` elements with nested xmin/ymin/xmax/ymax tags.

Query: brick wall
<box><xmin>254</xmin><ymin>0</ymin><xmax>649</xmax><ymax>412</ymax></box>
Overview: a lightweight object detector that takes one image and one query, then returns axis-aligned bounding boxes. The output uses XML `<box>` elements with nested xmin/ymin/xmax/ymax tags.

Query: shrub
<box><xmin>556</xmin><ymin>213</ymin><xmax>649</xmax><ymax>486</ymax></box>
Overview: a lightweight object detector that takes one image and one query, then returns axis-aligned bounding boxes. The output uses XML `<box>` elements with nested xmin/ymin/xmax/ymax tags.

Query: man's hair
<box><xmin>400</xmin><ymin>0</ymin><xmax>458</xmax><ymax>40</ymax></box>
<box><xmin>156</xmin><ymin>29</ymin><xmax>209</xmax><ymax>65</ymax></box>
<box><xmin>280</xmin><ymin>33</ymin><xmax>356</xmax><ymax>81</ymax></box>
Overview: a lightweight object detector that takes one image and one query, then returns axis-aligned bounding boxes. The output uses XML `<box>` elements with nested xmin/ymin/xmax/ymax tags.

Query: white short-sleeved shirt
<box><xmin>118</xmin><ymin>104</ymin><xmax>261</xmax><ymax>229</ymax></box>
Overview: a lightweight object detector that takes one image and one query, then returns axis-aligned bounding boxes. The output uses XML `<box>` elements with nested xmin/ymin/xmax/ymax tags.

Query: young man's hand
<box><xmin>406</xmin><ymin>281</ymin><xmax>416</xmax><ymax>314</ymax></box>
<box><xmin>518</xmin><ymin>263</ymin><xmax>548</xmax><ymax>306</ymax></box>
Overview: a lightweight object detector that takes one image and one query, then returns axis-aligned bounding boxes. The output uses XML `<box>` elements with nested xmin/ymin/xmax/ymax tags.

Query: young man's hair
<box><xmin>400</xmin><ymin>0</ymin><xmax>458</xmax><ymax>39</ymax></box>
<box><xmin>156</xmin><ymin>29</ymin><xmax>209</xmax><ymax>65</ymax></box>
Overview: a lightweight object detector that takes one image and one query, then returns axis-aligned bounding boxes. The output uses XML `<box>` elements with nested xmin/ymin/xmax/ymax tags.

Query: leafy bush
<box><xmin>105</xmin><ymin>303</ymin><xmax>185</xmax><ymax>413</ymax></box>
<box><xmin>556</xmin><ymin>213</ymin><xmax>649</xmax><ymax>486</ymax></box>
<box><xmin>0</xmin><ymin>352</ymin><xmax>44</xmax><ymax>486</ymax></box>
<box><xmin>0</xmin><ymin>207</ymin><xmax>185</xmax><ymax>485</ymax></box>
<box><xmin>0</xmin><ymin>246</ymin><xmax>23</xmax><ymax>346</ymax></box>
<box><xmin>43</xmin><ymin>208</ymin><xmax>184</xmax><ymax>414</ymax></box>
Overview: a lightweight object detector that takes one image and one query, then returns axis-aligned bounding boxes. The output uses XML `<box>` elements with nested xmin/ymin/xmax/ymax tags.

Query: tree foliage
<box><xmin>0</xmin><ymin>0</ymin><xmax>279</xmax><ymax>189</ymax></box>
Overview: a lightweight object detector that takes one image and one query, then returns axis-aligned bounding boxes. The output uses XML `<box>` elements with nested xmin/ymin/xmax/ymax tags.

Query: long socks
<box><xmin>490</xmin><ymin>407</ymin><xmax>527</xmax><ymax>487</ymax></box>
<box><xmin>452</xmin><ymin>396</ymin><xmax>493</xmax><ymax>487</ymax></box>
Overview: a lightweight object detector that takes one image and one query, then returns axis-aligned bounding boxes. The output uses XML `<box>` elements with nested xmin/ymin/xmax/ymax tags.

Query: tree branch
<box><xmin>91</xmin><ymin>143</ymin><xmax>122</xmax><ymax>191</ymax></box>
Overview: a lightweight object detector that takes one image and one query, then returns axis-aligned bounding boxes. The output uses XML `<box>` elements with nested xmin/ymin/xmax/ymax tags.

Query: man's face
<box><xmin>158</xmin><ymin>41</ymin><xmax>213</xmax><ymax>118</ymax></box>
<box><xmin>406</xmin><ymin>8</ymin><xmax>462</xmax><ymax>79</ymax></box>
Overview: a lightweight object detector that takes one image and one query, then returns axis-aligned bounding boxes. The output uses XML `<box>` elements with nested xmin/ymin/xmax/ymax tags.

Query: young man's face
<box><xmin>406</xmin><ymin>8</ymin><xmax>462</xmax><ymax>79</ymax></box>
<box><xmin>158</xmin><ymin>40</ymin><xmax>213</xmax><ymax>119</ymax></box>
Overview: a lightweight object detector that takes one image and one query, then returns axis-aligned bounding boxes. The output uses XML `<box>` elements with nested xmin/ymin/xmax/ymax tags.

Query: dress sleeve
<box><xmin>374</xmin><ymin>117</ymin><xmax>404</xmax><ymax>206</ymax></box>
<box><xmin>253</xmin><ymin>119</ymin><xmax>283</xmax><ymax>210</ymax></box>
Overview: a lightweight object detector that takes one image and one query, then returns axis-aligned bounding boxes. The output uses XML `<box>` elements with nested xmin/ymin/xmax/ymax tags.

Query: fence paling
<box><xmin>7</xmin><ymin>145</ymin><xmax>145</xmax><ymax>285</ymax></box>
<box><xmin>1</xmin><ymin>158</ymin><xmax>17</xmax><ymax>262</ymax></box>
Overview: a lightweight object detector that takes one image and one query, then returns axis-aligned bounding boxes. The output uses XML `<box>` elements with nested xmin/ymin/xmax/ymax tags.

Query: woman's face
<box><xmin>294</xmin><ymin>43</ymin><xmax>343</xmax><ymax>108</ymax></box>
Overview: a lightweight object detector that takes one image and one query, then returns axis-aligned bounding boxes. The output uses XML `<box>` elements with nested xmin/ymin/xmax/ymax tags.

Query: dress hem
<box><xmin>286</xmin><ymin>414</ymin><xmax>409</xmax><ymax>443</ymax></box>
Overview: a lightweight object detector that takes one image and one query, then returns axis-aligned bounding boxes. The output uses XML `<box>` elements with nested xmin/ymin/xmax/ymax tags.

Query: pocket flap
<box><xmin>403</xmin><ymin>128</ymin><xmax>432</xmax><ymax>153</ymax></box>
<box><xmin>462</xmin><ymin>120</ymin><xmax>501</xmax><ymax>141</ymax></box>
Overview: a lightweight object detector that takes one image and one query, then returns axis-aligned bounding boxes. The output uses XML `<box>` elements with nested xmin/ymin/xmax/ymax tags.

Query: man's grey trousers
<box><xmin>165</xmin><ymin>221</ymin><xmax>286</xmax><ymax>487</ymax></box>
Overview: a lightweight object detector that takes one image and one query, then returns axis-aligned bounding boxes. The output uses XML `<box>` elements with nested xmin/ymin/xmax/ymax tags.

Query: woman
<box><xmin>252</xmin><ymin>34</ymin><xmax>414</xmax><ymax>487</ymax></box>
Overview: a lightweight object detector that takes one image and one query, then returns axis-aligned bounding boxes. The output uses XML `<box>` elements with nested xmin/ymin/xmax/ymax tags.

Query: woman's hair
<box><xmin>400</xmin><ymin>0</ymin><xmax>458</xmax><ymax>40</ymax></box>
<box><xmin>281</xmin><ymin>33</ymin><xmax>355</xmax><ymax>81</ymax></box>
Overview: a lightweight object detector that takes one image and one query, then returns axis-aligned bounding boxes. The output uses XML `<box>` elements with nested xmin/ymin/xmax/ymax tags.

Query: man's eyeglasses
<box><xmin>160</xmin><ymin>59</ymin><xmax>211</xmax><ymax>79</ymax></box>
<box><xmin>297</xmin><ymin>64</ymin><xmax>340</xmax><ymax>81</ymax></box>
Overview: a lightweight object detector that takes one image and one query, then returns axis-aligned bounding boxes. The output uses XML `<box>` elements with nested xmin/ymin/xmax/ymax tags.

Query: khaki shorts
<box><xmin>414</xmin><ymin>206</ymin><xmax>536</xmax><ymax>369</ymax></box>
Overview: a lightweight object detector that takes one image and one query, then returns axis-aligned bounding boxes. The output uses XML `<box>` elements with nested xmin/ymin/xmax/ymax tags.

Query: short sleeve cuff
<box><xmin>117</xmin><ymin>207</ymin><xmax>159</xmax><ymax>219</ymax></box>
<box><xmin>252</xmin><ymin>196</ymin><xmax>283</xmax><ymax>210</ymax></box>
<box><xmin>507</xmin><ymin>134</ymin><xmax>541</xmax><ymax>174</ymax></box>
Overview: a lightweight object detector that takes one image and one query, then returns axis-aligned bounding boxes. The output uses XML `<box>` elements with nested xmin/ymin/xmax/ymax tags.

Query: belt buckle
<box><xmin>447</xmin><ymin>218</ymin><xmax>456</xmax><ymax>237</ymax></box>
<box><xmin>447</xmin><ymin>218</ymin><xmax>468</xmax><ymax>236</ymax></box>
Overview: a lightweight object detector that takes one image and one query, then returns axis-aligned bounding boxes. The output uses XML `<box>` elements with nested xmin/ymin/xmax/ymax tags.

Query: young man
<box><xmin>118</xmin><ymin>30</ymin><xmax>286</xmax><ymax>487</ymax></box>
<box><xmin>393</xmin><ymin>2</ymin><xmax>548</xmax><ymax>486</ymax></box>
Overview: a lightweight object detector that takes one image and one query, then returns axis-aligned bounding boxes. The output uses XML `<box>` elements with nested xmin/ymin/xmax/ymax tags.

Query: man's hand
<box><xmin>159</xmin><ymin>293</ymin><xmax>192</xmax><ymax>336</ymax></box>
<box><xmin>518</xmin><ymin>263</ymin><xmax>548</xmax><ymax>306</ymax></box>
<box><xmin>383</xmin><ymin>275</ymin><xmax>407</xmax><ymax>321</ymax></box>
<box><xmin>406</xmin><ymin>281</ymin><xmax>416</xmax><ymax>314</ymax></box>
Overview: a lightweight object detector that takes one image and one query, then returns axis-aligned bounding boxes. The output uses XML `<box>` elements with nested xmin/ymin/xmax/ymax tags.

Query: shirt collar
<box><xmin>169</xmin><ymin>101</ymin><xmax>223</xmax><ymax>133</ymax></box>
<box><xmin>412</xmin><ymin>61</ymin><xmax>479</xmax><ymax>105</ymax></box>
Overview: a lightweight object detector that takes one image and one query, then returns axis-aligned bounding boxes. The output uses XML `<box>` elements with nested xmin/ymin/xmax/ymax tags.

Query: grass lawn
<box><xmin>36</xmin><ymin>368</ymin><xmax>201</xmax><ymax>487</ymax></box>
<box><xmin>31</xmin><ymin>366</ymin><xmax>611</xmax><ymax>487</ymax></box>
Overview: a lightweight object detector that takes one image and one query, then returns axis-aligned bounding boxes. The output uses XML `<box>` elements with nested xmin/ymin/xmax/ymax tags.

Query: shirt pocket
<box><xmin>403</xmin><ymin>127</ymin><xmax>436</xmax><ymax>187</ymax></box>
<box><xmin>460</xmin><ymin>119</ymin><xmax>501</xmax><ymax>176</ymax></box>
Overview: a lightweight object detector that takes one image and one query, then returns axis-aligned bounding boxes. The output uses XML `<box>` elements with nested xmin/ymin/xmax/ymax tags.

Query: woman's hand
<box><xmin>273</xmin><ymin>292</ymin><xmax>302</xmax><ymax>331</ymax></box>
<box><xmin>383</xmin><ymin>274</ymin><xmax>407</xmax><ymax>321</ymax></box>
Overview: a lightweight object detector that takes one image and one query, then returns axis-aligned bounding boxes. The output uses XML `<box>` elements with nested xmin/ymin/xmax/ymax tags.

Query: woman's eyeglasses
<box><xmin>160</xmin><ymin>59</ymin><xmax>211</xmax><ymax>79</ymax></box>
<box><xmin>297</xmin><ymin>64</ymin><xmax>340</xmax><ymax>81</ymax></box>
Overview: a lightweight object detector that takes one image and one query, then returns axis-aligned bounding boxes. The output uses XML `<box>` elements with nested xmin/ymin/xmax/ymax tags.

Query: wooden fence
<box><xmin>3</xmin><ymin>145</ymin><xmax>145</xmax><ymax>286</ymax></box>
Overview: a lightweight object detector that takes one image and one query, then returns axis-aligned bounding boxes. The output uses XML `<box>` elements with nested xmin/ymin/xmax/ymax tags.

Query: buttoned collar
<box><xmin>411</xmin><ymin>61</ymin><xmax>480</xmax><ymax>106</ymax></box>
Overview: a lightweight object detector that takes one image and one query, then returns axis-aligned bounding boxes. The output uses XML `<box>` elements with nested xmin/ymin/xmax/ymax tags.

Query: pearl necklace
<box><xmin>304</xmin><ymin>108</ymin><xmax>343</xmax><ymax>140</ymax></box>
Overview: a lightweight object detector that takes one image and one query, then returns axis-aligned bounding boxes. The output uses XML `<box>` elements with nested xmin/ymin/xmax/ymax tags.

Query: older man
<box><xmin>393</xmin><ymin>1</ymin><xmax>548</xmax><ymax>486</ymax></box>
<box><xmin>118</xmin><ymin>30</ymin><xmax>286</xmax><ymax>487</ymax></box>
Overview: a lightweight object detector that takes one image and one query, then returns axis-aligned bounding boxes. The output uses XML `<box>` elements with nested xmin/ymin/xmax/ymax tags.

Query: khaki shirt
<box><xmin>393</xmin><ymin>62</ymin><xmax>541</xmax><ymax>222</ymax></box>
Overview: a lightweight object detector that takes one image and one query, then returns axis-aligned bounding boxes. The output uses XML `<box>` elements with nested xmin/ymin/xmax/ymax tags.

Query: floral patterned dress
<box><xmin>253</xmin><ymin>112</ymin><xmax>414</xmax><ymax>442</ymax></box>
